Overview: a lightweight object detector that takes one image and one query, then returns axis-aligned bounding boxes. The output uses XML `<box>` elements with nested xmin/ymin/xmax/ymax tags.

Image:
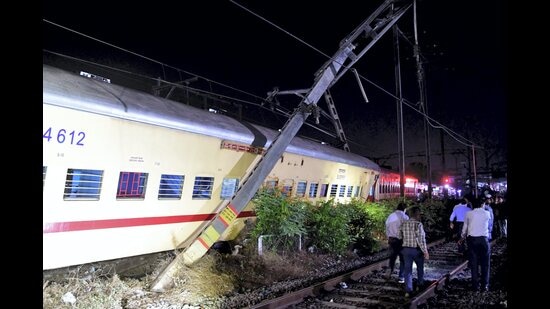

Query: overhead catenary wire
<box><xmin>42</xmin><ymin>53</ymin><xmax>325</xmax><ymax>134</ymax></box>
<box><xmin>43</xmin><ymin>19</ymin><xmax>276</xmax><ymax>108</ymax></box>
<box><xmin>228</xmin><ymin>0</ymin><xmax>480</xmax><ymax>149</ymax></box>
<box><xmin>44</xmin><ymin>2</ymin><xmax>479</xmax><ymax>150</ymax></box>
<box><xmin>228</xmin><ymin>0</ymin><xmax>333</xmax><ymax>61</ymax></box>
<box><xmin>43</xmin><ymin>48</ymin><xmax>342</xmax><ymax>141</ymax></box>
<box><xmin>43</xmin><ymin>17</ymin><xmax>357</xmax><ymax>142</ymax></box>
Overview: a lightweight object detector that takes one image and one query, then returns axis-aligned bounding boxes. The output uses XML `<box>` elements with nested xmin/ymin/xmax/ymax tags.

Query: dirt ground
<box><xmin>43</xmin><ymin>242</ymin><xmax>359</xmax><ymax>308</ymax></box>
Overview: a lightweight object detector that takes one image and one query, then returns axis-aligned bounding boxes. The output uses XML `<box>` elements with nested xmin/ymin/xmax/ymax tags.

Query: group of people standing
<box><xmin>451</xmin><ymin>195</ymin><xmax>508</xmax><ymax>241</ymax></box>
<box><xmin>450</xmin><ymin>195</ymin><xmax>507</xmax><ymax>292</ymax></box>
<box><xmin>385</xmin><ymin>195</ymin><xmax>507</xmax><ymax>296</ymax></box>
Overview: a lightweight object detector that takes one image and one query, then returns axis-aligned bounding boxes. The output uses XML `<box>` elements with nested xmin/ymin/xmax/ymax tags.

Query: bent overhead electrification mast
<box><xmin>151</xmin><ymin>0</ymin><xmax>412</xmax><ymax>292</ymax></box>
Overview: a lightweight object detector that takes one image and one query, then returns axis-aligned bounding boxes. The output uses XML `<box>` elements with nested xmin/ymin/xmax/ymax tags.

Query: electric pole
<box><xmin>413</xmin><ymin>0</ymin><xmax>432</xmax><ymax>198</ymax></box>
<box><xmin>393</xmin><ymin>23</ymin><xmax>405</xmax><ymax>198</ymax></box>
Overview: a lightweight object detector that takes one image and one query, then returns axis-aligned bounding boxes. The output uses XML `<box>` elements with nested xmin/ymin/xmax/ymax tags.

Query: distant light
<box><xmin>208</xmin><ymin>108</ymin><xmax>218</xmax><ymax>113</ymax></box>
<box><xmin>321</xmin><ymin>141</ymin><xmax>327</xmax><ymax>145</ymax></box>
<box><xmin>80</xmin><ymin>71</ymin><xmax>111</xmax><ymax>83</ymax></box>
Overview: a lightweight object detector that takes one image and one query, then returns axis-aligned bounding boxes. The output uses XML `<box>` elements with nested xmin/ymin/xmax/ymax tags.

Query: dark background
<box><xmin>42</xmin><ymin>0</ymin><xmax>508</xmax><ymax>183</ymax></box>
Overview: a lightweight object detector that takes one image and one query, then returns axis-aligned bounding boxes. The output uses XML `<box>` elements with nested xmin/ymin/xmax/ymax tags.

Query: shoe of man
<box><xmin>398</xmin><ymin>277</ymin><xmax>405</xmax><ymax>283</ymax></box>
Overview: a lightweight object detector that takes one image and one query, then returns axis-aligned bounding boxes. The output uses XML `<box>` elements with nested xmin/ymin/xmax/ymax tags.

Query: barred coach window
<box><xmin>158</xmin><ymin>174</ymin><xmax>185</xmax><ymax>199</ymax></box>
<box><xmin>64</xmin><ymin>168</ymin><xmax>104</xmax><ymax>200</ymax></box>
<box><xmin>264</xmin><ymin>180</ymin><xmax>278</xmax><ymax>193</ymax></box>
<box><xmin>309</xmin><ymin>182</ymin><xmax>319</xmax><ymax>198</ymax></box>
<box><xmin>347</xmin><ymin>185</ymin><xmax>353</xmax><ymax>197</ymax></box>
<box><xmin>296</xmin><ymin>181</ymin><xmax>307</xmax><ymax>197</ymax></box>
<box><xmin>117</xmin><ymin>172</ymin><xmax>148</xmax><ymax>199</ymax></box>
<box><xmin>282</xmin><ymin>179</ymin><xmax>294</xmax><ymax>197</ymax></box>
<box><xmin>339</xmin><ymin>185</ymin><xmax>346</xmax><ymax>197</ymax></box>
<box><xmin>330</xmin><ymin>184</ymin><xmax>338</xmax><ymax>197</ymax></box>
<box><xmin>192</xmin><ymin>176</ymin><xmax>214</xmax><ymax>199</ymax></box>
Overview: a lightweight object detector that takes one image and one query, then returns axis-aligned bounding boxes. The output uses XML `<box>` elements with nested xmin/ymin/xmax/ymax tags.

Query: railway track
<box><xmin>249</xmin><ymin>239</ymin><xmax>477</xmax><ymax>308</ymax></box>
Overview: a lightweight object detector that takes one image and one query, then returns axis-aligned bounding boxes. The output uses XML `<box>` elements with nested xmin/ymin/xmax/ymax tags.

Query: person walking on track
<box><xmin>399</xmin><ymin>206</ymin><xmax>429</xmax><ymax>297</ymax></box>
<box><xmin>385</xmin><ymin>201</ymin><xmax>409</xmax><ymax>283</ymax></box>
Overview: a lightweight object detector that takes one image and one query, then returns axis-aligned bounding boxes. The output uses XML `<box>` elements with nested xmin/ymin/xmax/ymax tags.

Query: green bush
<box><xmin>249</xmin><ymin>189</ymin><xmax>447</xmax><ymax>256</ymax></box>
<box><xmin>344</xmin><ymin>199</ymin><xmax>395</xmax><ymax>254</ymax></box>
<box><xmin>417</xmin><ymin>199</ymin><xmax>448</xmax><ymax>241</ymax></box>
<box><xmin>251</xmin><ymin>188</ymin><xmax>308</xmax><ymax>252</ymax></box>
<box><xmin>305</xmin><ymin>200</ymin><xmax>351</xmax><ymax>254</ymax></box>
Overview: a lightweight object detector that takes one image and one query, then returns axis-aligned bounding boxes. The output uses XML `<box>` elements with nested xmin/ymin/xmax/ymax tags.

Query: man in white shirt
<box><xmin>385</xmin><ymin>202</ymin><xmax>409</xmax><ymax>282</ymax></box>
<box><xmin>460</xmin><ymin>200</ymin><xmax>491</xmax><ymax>292</ymax></box>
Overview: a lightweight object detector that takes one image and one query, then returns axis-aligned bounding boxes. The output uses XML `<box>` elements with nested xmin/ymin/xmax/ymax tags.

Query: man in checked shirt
<box><xmin>399</xmin><ymin>206</ymin><xmax>430</xmax><ymax>297</ymax></box>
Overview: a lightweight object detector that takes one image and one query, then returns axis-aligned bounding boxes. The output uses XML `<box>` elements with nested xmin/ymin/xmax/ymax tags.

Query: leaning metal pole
<box><xmin>150</xmin><ymin>0</ymin><xmax>413</xmax><ymax>292</ymax></box>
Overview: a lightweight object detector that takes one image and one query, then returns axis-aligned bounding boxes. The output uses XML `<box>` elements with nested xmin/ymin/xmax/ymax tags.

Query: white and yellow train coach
<box><xmin>43</xmin><ymin>65</ymin><xmax>381</xmax><ymax>270</ymax></box>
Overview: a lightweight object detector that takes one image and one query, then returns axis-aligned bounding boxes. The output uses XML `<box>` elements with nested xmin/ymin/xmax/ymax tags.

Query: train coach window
<box><xmin>339</xmin><ymin>185</ymin><xmax>346</xmax><ymax>197</ymax></box>
<box><xmin>64</xmin><ymin>169</ymin><xmax>104</xmax><ymax>200</ymax></box>
<box><xmin>309</xmin><ymin>183</ymin><xmax>318</xmax><ymax>198</ymax></box>
<box><xmin>192</xmin><ymin>176</ymin><xmax>214</xmax><ymax>199</ymax></box>
<box><xmin>117</xmin><ymin>172</ymin><xmax>148</xmax><ymax>199</ymax></box>
<box><xmin>320</xmin><ymin>184</ymin><xmax>329</xmax><ymax>197</ymax></box>
<box><xmin>221</xmin><ymin>178</ymin><xmax>239</xmax><ymax>199</ymax></box>
<box><xmin>296</xmin><ymin>181</ymin><xmax>307</xmax><ymax>197</ymax></box>
<box><xmin>158</xmin><ymin>174</ymin><xmax>185</xmax><ymax>199</ymax></box>
<box><xmin>282</xmin><ymin>179</ymin><xmax>294</xmax><ymax>197</ymax></box>
<box><xmin>347</xmin><ymin>186</ymin><xmax>353</xmax><ymax>197</ymax></box>
<box><xmin>330</xmin><ymin>184</ymin><xmax>338</xmax><ymax>197</ymax></box>
<box><xmin>264</xmin><ymin>180</ymin><xmax>278</xmax><ymax>193</ymax></box>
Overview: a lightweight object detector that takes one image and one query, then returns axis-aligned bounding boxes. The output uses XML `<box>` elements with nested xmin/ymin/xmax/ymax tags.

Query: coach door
<box><xmin>360</xmin><ymin>171</ymin><xmax>378</xmax><ymax>201</ymax></box>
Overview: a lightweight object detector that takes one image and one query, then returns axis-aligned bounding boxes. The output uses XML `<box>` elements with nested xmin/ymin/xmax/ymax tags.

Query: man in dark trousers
<box><xmin>449</xmin><ymin>197</ymin><xmax>471</xmax><ymax>240</ymax></box>
<box><xmin>385</xmin><ymin>202</ymin><xmax>409</xmax><ymax>282</ymax></box>
<box><xmin>399</xmin><ymin>206</ymin><xmax>429</xmax><ymax>297</ymax></box>
<box><xmin>459</xmin><ymin>199</ymin><xmax>491</xmax><ymax>291</ymax></box>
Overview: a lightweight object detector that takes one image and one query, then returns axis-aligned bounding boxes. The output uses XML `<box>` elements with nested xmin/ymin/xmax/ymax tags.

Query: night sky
<box><xmin>42</xmin><ymin>0</ymin><xmax>507</xmax><ymax>177</ymax></box>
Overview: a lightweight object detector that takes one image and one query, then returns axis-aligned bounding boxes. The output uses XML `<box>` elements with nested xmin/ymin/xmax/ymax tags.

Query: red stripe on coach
<box><xmin>238</xmin><ymin>211</ymin><xmax>255</xmax><ymax>218</ymax></box>
<box><xmin>43</xmin><ymin>214</ymin><xmax>215</xmax><ymax>233</ymax></box>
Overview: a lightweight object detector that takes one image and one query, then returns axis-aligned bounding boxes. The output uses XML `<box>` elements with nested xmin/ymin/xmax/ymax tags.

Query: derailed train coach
<box><xmin>43</xmin><ymin>65</ymin><xmax>383</xmax><ymax>270</ymax></box>
<box><xmin>374</xmin><ymin>168</ymin><xmax>419</xmax><ymax>201</ymax></box>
